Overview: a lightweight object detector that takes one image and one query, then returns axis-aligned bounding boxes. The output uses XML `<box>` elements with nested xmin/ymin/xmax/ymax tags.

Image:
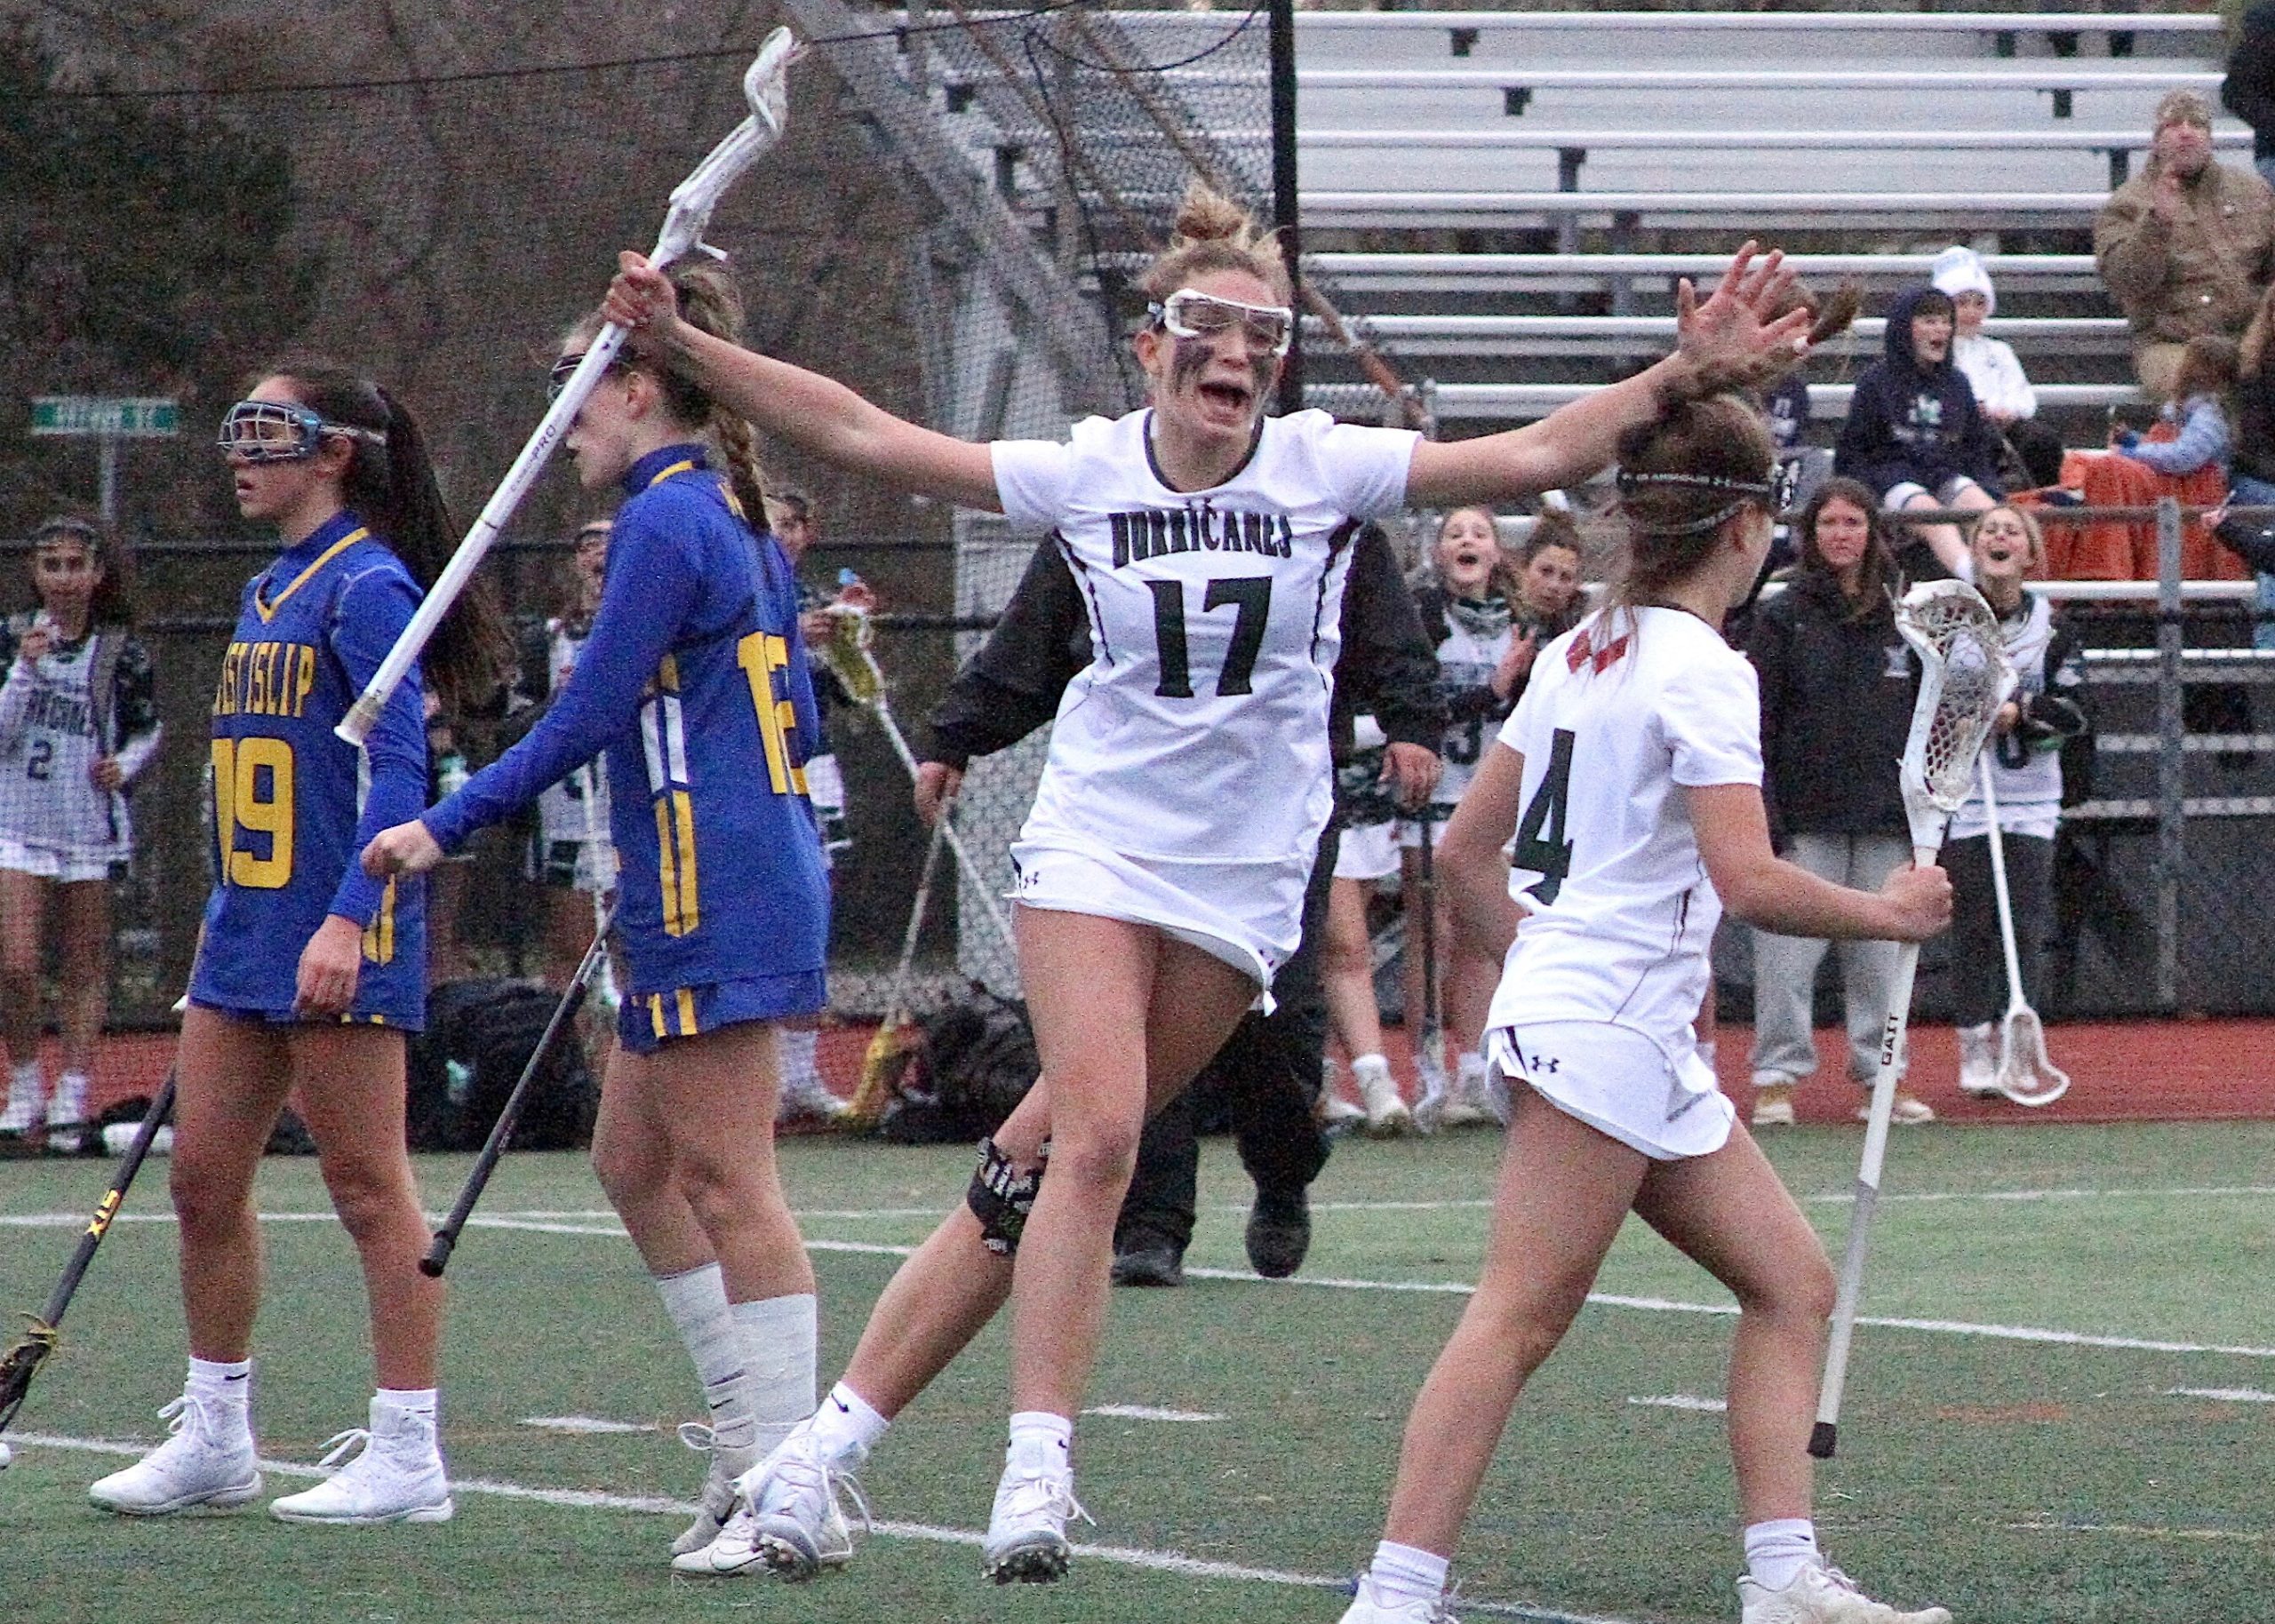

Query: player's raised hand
<box><xmin>1673</xmin><ymin>242</ymin><xmax>1812</xmax><ymax>392</ymax></box>
<box><xmin>603</xmin><ymin>251</ymin><xmax>686</xmax><ymax>351</ymax></box>
<box><xmin>362</xmin><ymin>819</ymin><xmax>445</xmax><ymax>880</ymax></box>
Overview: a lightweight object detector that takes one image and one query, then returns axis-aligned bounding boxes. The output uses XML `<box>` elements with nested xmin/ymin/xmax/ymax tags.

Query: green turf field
<box><xmin>4</xmin><ymin>1123</ymin><xmax>2271</xmax><ymax>1623</ymax></box>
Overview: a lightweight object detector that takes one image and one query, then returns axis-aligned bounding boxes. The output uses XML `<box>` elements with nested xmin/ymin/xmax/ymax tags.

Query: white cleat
<box><xmin>45</xmin><ymin>1072</ymin><xmax>87</xmax><ymax>1132</ymax></box>
<box><xmin>677</xmin><ymin>1428</ymin><xmax>863</xmax><ymax>1580</ymax></box>
<box><xmin>1318</xmin><ymin>1090</ymin><xmax>1369</xmax><ymax>1130</ymax></box>
<box><xmin>88</xmin><ymin>1397</ymin><xmax>262</xmax><ymax>1516</ymax></box>
<box><xmin>981</xmin><ymin>1461</ymin><xmax>1092</xmax><ymax>1584</ymax></box>
<box><xmin>1353</xmin><ymin>1058</ymin><xmax>1413</xmax><ymax>1137</ymax></box>
<box><xmin>668</xmin><ymin>1421</ymin><xmax>754</xmax><ymax>1558</ymax></box>
<box><xmin>268</xmin><ymin>1401</ymin><xmax>452</xmax><ymax>1525</ymax></box>
<box><xmin>1339</xmin><ymin>1574</ymin><xmax>1459</xmax><ymax>1623</ymax></box>
<box><xmin>1738</xmin><ymin>1563</ymin><xmax>1952</xmax><ymax>1624</ymax></box>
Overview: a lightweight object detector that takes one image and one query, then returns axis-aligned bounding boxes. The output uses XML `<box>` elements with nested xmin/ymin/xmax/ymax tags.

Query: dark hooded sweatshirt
<box><xmin>1834</xmin><ymin>287</ymin><xmax>2005</xmax><ymax>503</ymax></box>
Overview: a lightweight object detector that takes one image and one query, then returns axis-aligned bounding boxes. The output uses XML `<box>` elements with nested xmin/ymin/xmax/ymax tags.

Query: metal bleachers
<box><xmin>890</xmin><ymin>7</ymin><xmax>2242</xmax><ymax>432</ymax></box>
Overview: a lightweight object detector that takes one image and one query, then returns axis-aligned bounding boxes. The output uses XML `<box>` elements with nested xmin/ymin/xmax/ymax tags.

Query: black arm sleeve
<box><xmin>925</xmin><ymin>541</ymin><xmax>1092</xmax><ymax>768</ymax></box>
<box><xmin>1743</xmin><ymin>601</ymin><xmax>1792</xmax><ymax>847</ymax></box>
<box><xmin>1332</xmin><ymin>524</ymin><xmax>1448</xmax><ymax>752</ymax></box>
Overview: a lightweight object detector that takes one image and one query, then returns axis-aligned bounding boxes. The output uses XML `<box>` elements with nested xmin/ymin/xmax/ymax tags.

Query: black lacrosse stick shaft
<box><xmin>421</xmin><ymin>913</ymin><xmax>614</xmax><ymax>1278</ymax></box>
<box><xmin>0</xmin><ymin>1069</ymin><xmax>178</xmax><ymax>1430</ymax></box>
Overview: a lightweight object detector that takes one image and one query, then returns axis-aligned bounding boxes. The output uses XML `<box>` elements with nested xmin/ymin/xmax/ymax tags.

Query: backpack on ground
<box><xmin>408</xmin><ymin>978</ymin><xmax>598</xmax><ymax>1153</ymax></box>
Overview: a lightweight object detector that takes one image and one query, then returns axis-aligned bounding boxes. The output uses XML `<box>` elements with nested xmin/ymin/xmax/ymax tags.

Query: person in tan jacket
<box><xmin>2096</xmin><ymin>89</ymin><xmax>2275</xmax><ymax>395</ymax></box>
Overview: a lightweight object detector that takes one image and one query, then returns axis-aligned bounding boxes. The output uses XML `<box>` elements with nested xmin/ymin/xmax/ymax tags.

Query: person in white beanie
<box><xmin>1931</xmin><ymin>246</ymin><xmax>2038</xmax><ymax>428</ymax></box>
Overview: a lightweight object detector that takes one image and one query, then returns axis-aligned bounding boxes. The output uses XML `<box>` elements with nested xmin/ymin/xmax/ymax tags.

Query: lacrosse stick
<box><xmin>848</xmin><ymin>808</ymin><xmax>954</xmax><ymax>1126</ymax></box>
<box><xmin>0</xmin><ymin>1069</ymin><xmax>178</xmax><ymax>1437</ymax></box>
<box><xmin>421</xmin><ymin>908</ymin><xmax>616</xmax><ymax>1278</ymax></box>
<box><xmin>1409</xmin><ymin>808</ymin><xmax>1450</xmax><ymax>1128</ymax></box>
<box><xmin>815</xmin><ymin>605</ymin><xmax>1015</xmax><ymax>950</ymax></box>
<box><xmin>1977</xmin><ymin>761</ymin><xmax>2070</xmax><ymax>1108</ymax></box>
<box><xmin>339</xmin><ymin>28</ymin><xmax>802</xmax><ymax>746</ymax></box>
<box><xmin>1811</xmin><ymin>580</ymin><xmax>2014</xmax><ymax>1460</ymax></box>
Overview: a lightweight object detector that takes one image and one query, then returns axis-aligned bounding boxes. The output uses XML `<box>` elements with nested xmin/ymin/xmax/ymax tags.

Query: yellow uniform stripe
<box><xmin>670</xmin><ymin>791</ymin><xmax>698</xmax><ymax>935</ymax></box>
<box><xmin>676</xmin><ymin>987</ymin><xmax>698</xmax><ymax>1037</ymax></box>
<box><xmin>363</xmin><ymin>878</ymin><xmax>397</xmax><ymax>965</ymax></box>
<box><xmin>655</xmin><ymin>800</ymin><xmax>682</xmax><ymax>936</ymax></box>
<box><xmin>255</xmin><ymin>529</ymin><xmax>367</xmax><ymax>623</ymax></box>
<box><xmin>650</xmin><ymin>995</ymin><xmax>668</xmax><ymax>1039</ymax></box>
<box><xmin>646</xmin><ymin>459</ymin><xmax>698</xmax><ymax>489</ymax></box>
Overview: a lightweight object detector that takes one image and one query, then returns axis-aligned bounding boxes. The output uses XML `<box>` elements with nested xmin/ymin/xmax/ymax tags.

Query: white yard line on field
<box><xmin>520</xmin><ymin>1417</ymin><xmax>659</xmax><ymax>1434</ymax></box>
<box><xmin>1624</xmin><ymin>1395</ymin><xmax>1726</xmax><ymax>1413</ymax></box>
<box><xmin>1084</xmin><ymin>1405</ymin><xmax>1228</xmax><ymax>1422</ymax></box>
<box><xmin>2166</xmin><ymin>1386</ymin><xmax>2275</xmax><ymax>1403</ymax></box>
<box><xmin>3</xmin><ymin>1431</ymin><xmax>1629</xmax><ymax>1623</ymax></box>
<box><xmin>7</xmin><ymin>1210</ymin><xmax>2271</xmax><ymax>1359</ymax></box>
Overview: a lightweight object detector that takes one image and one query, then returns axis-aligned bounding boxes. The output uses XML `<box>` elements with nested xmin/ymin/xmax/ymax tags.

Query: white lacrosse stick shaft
<box><xmin>576</xmin><ymin>759</ymin><xmax>619</xmax><ymax>1014</ymax></box>
<box><xmin>866</xmin><ymin>689</ymin><xmax>1017</xmax><ymax>951</ymax></box>
<box><xmin>1980</xmin><ymin>760</ymin><xmax>2069</xmax><ymax>1106</ymax></box>
<box><xmin>1979</xmin><ymin>762</ymin><xmax>2029</xmax><ymax>1038</ymax></box>
<box><xmin>338</xmin><ymin>28</ymin><xmax>801</xmax><ymax>745</ymax></box>
<box><xmin>1812</xmin><ymin>580</ymin><xmax>2012</xmax><ymax>1460</ymax></box>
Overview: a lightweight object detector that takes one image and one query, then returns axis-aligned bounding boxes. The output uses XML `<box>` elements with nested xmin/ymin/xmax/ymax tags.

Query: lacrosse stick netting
<box><xmin>1811</xmin><ymin>580</ymin><xmax>2013</xmax><ymax>1460</ymax></box>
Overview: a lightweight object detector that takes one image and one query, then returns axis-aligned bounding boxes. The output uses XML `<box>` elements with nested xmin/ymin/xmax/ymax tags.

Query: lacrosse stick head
<box><xmin>1997</xmin><ymin>1006</ymin><xmax>2071</xmax><ymax>1107</ymax></box>
<box><xmin>817</xmin><ymin>605</ymin><xmax>886</xmax><ymax>710</ymax></box>
<box><xmin>1892</xmin><ymin>580</ymin><xmax>2016</xmax><ymax>855</ymax></box>
<box><xmin>654</xmin><ymin>27</ymin><xmax>802</xmax><ymax>267</ymax></box>
<box><xmin>0</xmin><ymin>1316</ymin><xmax>60</xmax><ymax>1433</ymax></box>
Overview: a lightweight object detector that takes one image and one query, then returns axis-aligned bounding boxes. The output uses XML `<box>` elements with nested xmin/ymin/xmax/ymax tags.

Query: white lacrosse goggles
<box><xmin>216</xmin><ymin>400</ymin><xmax>384</xmax><ymax>464</ymax></box>
<box><xmin>1149</xmin><ymin>288</ymin><xmax>1296</xmax><ymax>358</ymax></box>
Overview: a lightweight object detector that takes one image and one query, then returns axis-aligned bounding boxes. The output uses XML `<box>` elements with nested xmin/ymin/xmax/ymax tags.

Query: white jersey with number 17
<box><xmin>1489</xmin><ymin>606</ymin><xmax>1762</xmax><ymax>1046</ymax></box>
<box><xmin>992</xmin><ymin>408</ymin><xmax>1417</xmax><ymax>868</ymax></box>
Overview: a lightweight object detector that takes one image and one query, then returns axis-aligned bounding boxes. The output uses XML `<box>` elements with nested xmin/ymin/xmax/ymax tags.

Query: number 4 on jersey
<box><xmin>1513</xmin><ymin>727</ymin><xmax>1575</xmax><ymax>904</ymax></box>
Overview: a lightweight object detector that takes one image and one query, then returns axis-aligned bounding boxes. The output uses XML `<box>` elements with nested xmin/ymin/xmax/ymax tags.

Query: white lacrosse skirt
<box><xmin>1488</xmin><ymin>1019</ymin><xmax>1735</xmax><ymax>1161</ymax></box>
<box><xmin>1008</xmin><ymin>826</ymin><xmax>1305</xmax><ymax>1001</ymax></box>
<box><xmin>1331</xmin><ymin>820</ymin><xmax>1400</xmax><ymax>882</ymax></box>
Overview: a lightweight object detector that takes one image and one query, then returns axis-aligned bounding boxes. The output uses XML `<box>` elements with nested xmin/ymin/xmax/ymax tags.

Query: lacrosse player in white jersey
<box><xmin>603</xmin><ymin>193</ymin><xmax>1814</xmax><ymax>1588</ymax></box>
<box><xmin>1340</xmin><ymin>394</ymin><xmax>1955</xmax><ymax>1624</ymax></box>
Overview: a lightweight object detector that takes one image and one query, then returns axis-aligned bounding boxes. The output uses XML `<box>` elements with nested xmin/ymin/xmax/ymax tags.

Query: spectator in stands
<box><xmin>2217</xmin><ymin>279</ymin><xmax>2275</xmax><ymax>646</ymax></box>
<box><xmin>2095</xmin><ymin>89</ymin><xmax>2275</xmax><ymax>398</ymax></box>
<box><xmin>1743</xmin><ymin>479</ymin><xmax>1934</xmax><ymax>1127</ymax></box>
<box><xmin>1833</xmin><ymin>285</ymin><xmax>2003</xmax><ymax>577</ymax></box>
<box><xmin>2113</xmin><ymin>333</ymin><xmax>2239</xmax><ymax>481</ymax></box>
<box><xmin>1944</xmin><ymin>506</ymin><xmax>2088</xmax><ymax>1100</ymax></box>
<box><xmin>2221</xmin><ymin>3</ymin><xmax>2275</xmax><ymax>190</ymax></box>
<box><xmin>2007</xmin><ymin>418</ymin><xmax>2081</xmax><ymax>507</ymax></box>
<box><xmin>1932</xmin><ymin>246</ymin><xmax>2037</xmax><ymax>429</ymax></box>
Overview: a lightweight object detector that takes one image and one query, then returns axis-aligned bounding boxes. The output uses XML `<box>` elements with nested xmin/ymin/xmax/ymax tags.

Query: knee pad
<box><xmin>965</xmin><ymin>1136</ymin><xmax>1046</xmax><ymax>1257</ymax></box>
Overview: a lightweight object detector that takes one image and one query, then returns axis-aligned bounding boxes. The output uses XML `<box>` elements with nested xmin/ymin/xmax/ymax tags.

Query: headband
<box><xmin>1616</xmin><ymin>469</ymin><xmax>1776</xmax><ymax>536</ymax></box>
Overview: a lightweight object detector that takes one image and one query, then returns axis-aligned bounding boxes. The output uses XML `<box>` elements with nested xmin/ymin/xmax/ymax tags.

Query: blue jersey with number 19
<box><xmin>424</xmin><ymin>445</ymin><xmax>828</xmax><ymax>1007</ymax></box>
<box><xmin>191</xmin><ymin>511</ymin><xmax>431</xmax><ymax>1027</ymax></box>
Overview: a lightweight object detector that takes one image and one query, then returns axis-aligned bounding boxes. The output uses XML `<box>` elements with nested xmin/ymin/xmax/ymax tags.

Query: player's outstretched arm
<box><xmin>606</xmin><ymin>252</ymin><xmax>1002</xmax><ymax>512</ymax></box>
<box><xmin>1688</xmin><ymin>783</ymin><xmax>1950</xmax><ymax>942</ymax></box>
<box><xmin>1407</xmin><ymin>242</ymin><xmax>1810</xmax><ymax>508</ymax></box>
<box><xmin>1439</xmin><ymin>739</ymin><xmax>1527</xmax><ymax>963</ymax></box>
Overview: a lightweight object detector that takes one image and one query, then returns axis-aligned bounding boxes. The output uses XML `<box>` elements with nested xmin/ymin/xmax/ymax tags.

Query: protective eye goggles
<box><xmin>548</xmin><ymin>351</ymin><xmax>628</xmax><ymax>402</ymax></box>
<box><xmin>1147</xmin><ymin>289</ymin><xmax>1295</xmax><ymax>358</ymax></box>
<box><xmin>216</xmin><ymin>400</ymin><xmax>384</xmax><ymax>464</ymax></box>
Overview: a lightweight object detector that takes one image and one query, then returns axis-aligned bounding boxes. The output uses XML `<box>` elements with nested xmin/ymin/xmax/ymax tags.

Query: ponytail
<box><xmin>1608</xmin><ymin>393</ymin><xmax>1777</xmax><ymax>616</ymax></box>
<box><xmin>260</xmin><ymin>356</ymin><xmax>512</xmax><ymax>715</ymax></box>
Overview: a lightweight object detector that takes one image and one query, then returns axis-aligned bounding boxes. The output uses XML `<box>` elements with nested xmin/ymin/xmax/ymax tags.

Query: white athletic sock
<box><xmin>1368</xmin><ymin>1539</ymin><xmax>1450</xmax><ymax>1606</ymax></box>
<box><xmin>1744</xmin><ymin>1517</ymin><xmax>1821</xmax><ymax>1592</ymax></box>
<box><xmin>780</xmin><ymin>1028</ymin><xmax>821</xmax><ymax>1087</ymax></box>
<box><xmin>1456</xmin><ymin>1051</ymin><xmax>1486</xmax><ymax>1085</ymax></box>
<box><xmin>1006</xmin><ymin>1410</ymin><xmax>1073</xmax><ymax>1477</ymax></box>
<box><xmin>808</xmin><ymin>1380</ymin><xmax>890</xmax><ymax>1466</ymax></box>
<box><xmin>657</xmin><ymin>1263</ymin><xmax>753</xmax><ymax>1453</ymax></box>
<box><xmin>1353</xmin><ymin>1053</ymin><xmax>1392</xmax><ymax>1082</ymax></box>
<box><xmin>186</xmin><ymin>1357</ymin><xmax>252</xmax><ymax>1436</ymax></box>
<box><xmin>8</xmin><ymin>1058</ymin><xmax>41</xmax><ymax>1102</ymax></box>
<box><xmin>730</xmin><ymin>1292</ymin><xmax>817</xmax><ymax>1456</ymax></box>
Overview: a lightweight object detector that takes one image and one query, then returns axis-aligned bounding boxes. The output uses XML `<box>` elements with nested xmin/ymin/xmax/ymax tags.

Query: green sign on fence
<box><xmin>29</xmin><ymin>396</ymin><xmax>180</xmax><ymax>438</ymax></box>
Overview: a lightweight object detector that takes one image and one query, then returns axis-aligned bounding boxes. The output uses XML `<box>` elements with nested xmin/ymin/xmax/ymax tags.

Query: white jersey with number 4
<box><xmin>1489</xmin><ymin>606</ymin><xmax>1762</xmax><ymax>1046</ymax></box>
<box><xmin>993</xmin><ymin>409</ymin><xmax>1417</xmax><ymax>869</ymax></box>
